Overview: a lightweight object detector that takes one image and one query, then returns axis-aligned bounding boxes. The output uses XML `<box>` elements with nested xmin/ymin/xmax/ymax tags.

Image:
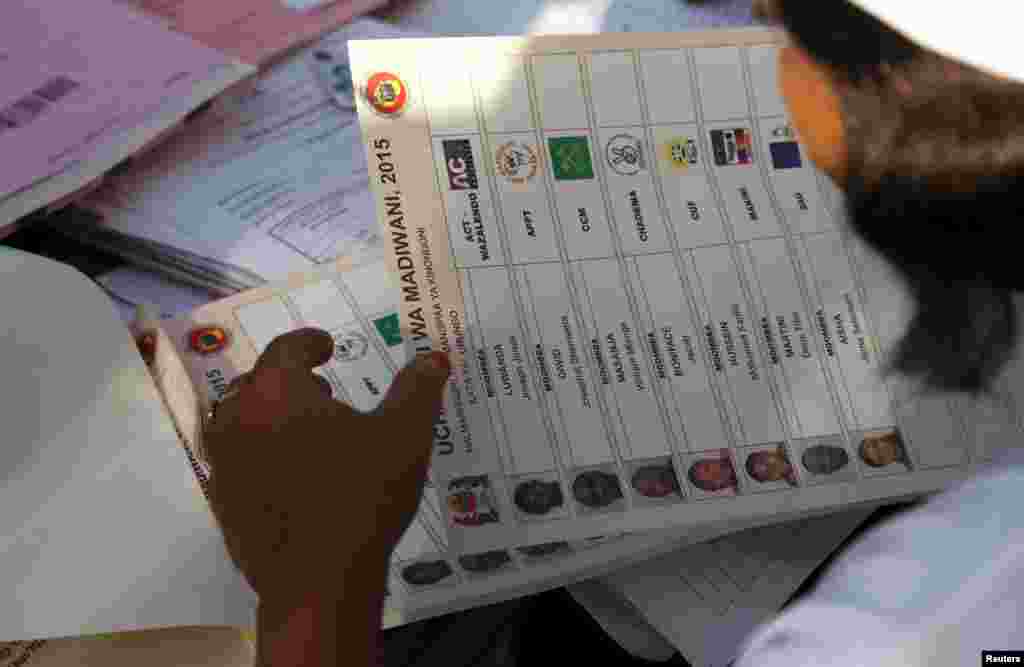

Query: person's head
<box><xmin>401</xmin><ymin>560</ymin><xmax>453</xmax><ymax>586</ymax></box>
<box><xmin>514</xmin><ymin>479</ymin><xmax>564</xmax><ymax>515</ymax></box>
<box><xmin>800</xmin><ymin>444</ymin><xmax>851</xmax><ymax>475</ymax></box>
<box><xmin>688</xmin><ymin>456</ymin><xmax>738</xmax><ymax>492</ymax></box>
<box><xmin>631</xmin><ymin>464</ymin><xmax>681</xmax><ymax>498</ymax></box>
<box><xmin>859</xmin><ymin>430</ymin><xmax>906</xmax><ymax>467</ymax></box>
<box><xmin>572</xmin><ymin>470</ymin><xmax>624</xmax><ymax>508</ymax></box>
<box><xmin>745</xmin><ymin>448</ymin><xmax>793</xmax><ymax>483</ymax></box>
<box><xmin>762</xmin><ymin>0</ymin><xmax>1024</xmax><ymax>393</ymax></box>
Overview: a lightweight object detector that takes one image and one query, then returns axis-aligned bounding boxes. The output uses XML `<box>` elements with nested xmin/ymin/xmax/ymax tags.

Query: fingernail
<box><xmin>416</xmin><ymin>351</ymin><xmax>451</xmax><ymax>375</ymax></box>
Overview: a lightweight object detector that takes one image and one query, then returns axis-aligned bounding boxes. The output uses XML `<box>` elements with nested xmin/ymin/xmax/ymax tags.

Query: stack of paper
<box><xmin>119</xmin><ymin>0</ymin><xmax>393</xmax><ymax>66</ymax></box>
<box><xmin>57</xmin><ymin>19</ymin><xmax>418</xmax><ymax>292</ymax></box>
<box><xmin>0</xmin><ymin>0</ymin><xmax>254</xmax><ymax>231</ymax></box>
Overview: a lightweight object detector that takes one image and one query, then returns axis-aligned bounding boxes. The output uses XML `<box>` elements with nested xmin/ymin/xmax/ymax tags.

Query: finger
<box><xmin>254</xmin><ymin>328</ymin><xmax>334</xmax><ymax>375</ymax></box>
<box><xmin>224</xmin><ymin>371</ymin><xmax>252</xmax><ymax>395</ymax></box>
<box><xmin>374</xmin><ymin>352</ymin><xmax>451</xmax><ymax>431</ymax></box>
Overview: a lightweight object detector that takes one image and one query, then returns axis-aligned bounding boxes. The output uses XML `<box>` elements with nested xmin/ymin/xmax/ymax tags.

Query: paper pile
<box><xmin>59</xmin><ymin>19</ymin><xmax>423</xmax><ymax>292</ymax></box>
<box><xmin>0</xmin><ymin>0</ymin><xmax>253</xmax><ymax>230</ymax></box>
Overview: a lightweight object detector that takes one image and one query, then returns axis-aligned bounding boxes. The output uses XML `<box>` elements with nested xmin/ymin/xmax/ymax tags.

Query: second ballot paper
<box><xmin>348</xmin><ymin>28</ymin><xmax>1023</xmax><ymax>554</ymax></box>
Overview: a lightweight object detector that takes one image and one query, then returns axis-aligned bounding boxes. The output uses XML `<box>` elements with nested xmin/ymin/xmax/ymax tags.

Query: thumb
<box><xmin>376</xmin><ymin>351</ymin><xmax>451</xmax><ymax>428</ymax></box>
<box><xmin>255</xmin><ymin>327</ymin><xmax>335</xmax><ymax>375</ymax></box>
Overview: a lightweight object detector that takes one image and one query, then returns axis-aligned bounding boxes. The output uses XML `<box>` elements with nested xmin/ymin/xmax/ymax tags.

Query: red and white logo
<box><xmin>188</xmin><ymin>325</ymin><xmax>229</xmax><ymax>355</ymax></box>
<box><xmin>364</xmin><ymin>72</ymin><xmax>408</xmax><ymax>116</ymax></box>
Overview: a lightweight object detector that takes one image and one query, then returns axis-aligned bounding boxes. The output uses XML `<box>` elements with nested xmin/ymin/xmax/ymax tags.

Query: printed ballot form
<box><xmin>156</xmin><ymin>257</ymin><xmax>789</xmax><ymax>627</ymax></box>
<box><xmin>348</xmin><ymin>28</ymin><xmax>1024</xmax><ymax>554</ymax></box>
<box><xmin>4</xmin><ymin>249</ymin><xmax>751</xmax><ymax>641</ymax></box>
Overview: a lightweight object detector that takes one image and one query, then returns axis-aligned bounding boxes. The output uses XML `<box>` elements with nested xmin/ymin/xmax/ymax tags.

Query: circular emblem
<box><xmin>495</xmin><ymin>141</ymin><xmax>538</xmax><ymax>184</ymax></box>
<box><xmin>188</xmin><ymin>326</ymin><xmax>229</xmax><ymax>356</ymax></box>
<box><xmin>332</xmin><ymin>330</ymin><xmax>369</xmax><ymax>362</ymax></box>
<box><xmin>364</xmin><ymin>71</ymin><xmax>408</xmax><ymax>116</ymax></box>
<box><xmin>605</xmin><ymin>134</ymin><xmax>645</xmax><ymax>176</ymax></box>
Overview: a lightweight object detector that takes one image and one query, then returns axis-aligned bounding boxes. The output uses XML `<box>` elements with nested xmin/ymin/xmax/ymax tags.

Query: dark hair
<box><xmin>744</xmin><ymin>449</ymin><xmax>789</xmax><ymax>482</ymax></box>
<box><xmin>800</xmin><ymin>443</ymin><xmax>850</xmax><ymax>475</ymax></box>
<box><xmin>631</xmin><ymin>464</ymin><xmax>681</xmax><ymax>498</ymax></box>
<box><xmin>858</xmin><ymin>430</ymin><xmax>907</xmax><ymax>467</ymax></box>
<box><xmin>572</xmin><ymin>470</ymin><xmax>623</xmax><ymax>508</ymax></box>
<box><xmin>772</xmin><ymin>0</ymin><xmax>1023</xmax><ymax>393</ymax></box>
<box><xmin>401</xmin><ymin>560</ymin><xmax>453</xmax><ymax>586</ymax></box>
<box><xmin>513</xmin><ymin>479</ymin><xmax>564</xmax><ymax>515</ymax></box>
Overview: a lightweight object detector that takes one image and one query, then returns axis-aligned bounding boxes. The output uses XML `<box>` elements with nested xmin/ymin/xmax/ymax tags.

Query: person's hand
<box><xmin>202</xmin><ymin>328</ymin><xmax>450</xmax><ymax>610</ymax></box>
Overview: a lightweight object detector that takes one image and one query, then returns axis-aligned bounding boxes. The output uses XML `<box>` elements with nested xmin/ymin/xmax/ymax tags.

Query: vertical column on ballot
<box><xmin>582</xmin><ymin>49</ymin><xmax>690</xmax><ymax>508</ymax></box>
<box><xmin>287</xmin><ymin>266</ymin><xmax>474</xmax><ymax>590</ymax></box>
<box><xmin>645</xmin><ymin>45</ymin><xmax>793</xmax><ymax>494</ymax></box>
<box><xmin>635</xmin><ymin>48</ymin><xmax>744</xmax><ymax>502</ymax></box>
<box><xmin>390</xmin><ymin>481</ymin><xmax>462</xmax><ymax>594</ymax></box>
<box><xmin>472</xmin><ymin>51</ymin><xmax>587</xmax><ymax>526</ymax></box>
<box><xmin>418</xmin><ymin>43</ymin><xmax>534</xmax><ymax>556</ymax></box>
<box><xmin>847</xmin><ymin>237</ymin><xmax>970</xmax><ymax>474</ymax></box>
<box><xmin>232</xmin><ymin>283</ymin><xmax>386</xmax><ymax>411</ymax></box>
<box><xmin>282</xmin><ymin>271</ymin><xmax>404</xmax><ymax>411</ymax></box>
<box><xmin>523</xmin><ymin>51</ymin><xmax>630</xmax><ymax>515</ymax></box>
<box><xmin>746</xmin><ymin>45</ymin><xmax>958</xmax><ymax>478</ymax></box>
<box><xmin>737</xmin><ymin>46</ymin><xmax>856</xmax><ymax>486</ymax></box>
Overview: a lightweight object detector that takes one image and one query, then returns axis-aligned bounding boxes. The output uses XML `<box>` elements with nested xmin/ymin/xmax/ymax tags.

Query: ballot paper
<box><xmin>603</xmin><ymin>508</ymin><xmax>873</xmax><ymax>667</ymax></box>
<box><xmin>120</xmin><ymin>0</ymin><xmax>392</xmax><ymax>66</ymax></box>
<box><xmin>162</xmin><ymin>253</ymin><xmax>1005</xmax><ymax>629</ymax></box>
<box><xmin>158</xmin><ymin>256</ymin><xmax>797</xmax><ymax>626</ymax></box>
<box><xmin>71</xmin><ymin>19</ymin><xmax>417</xmax><ymax>291</ymax></box>
<box><xmin>347</xmin><ymin>29</ymin><xmax>1024</xmax><ymax>554</ymax></box>
<box><xmin>0</xmin><ymin>0</ymin><xmax>253</xmax><ymax>229</ymax></box>
<box><xmin>2</xmin><ymin>247</ymin><xmax>756</xmax><ymax>642</ymax></box>
<box><xmin>6</xmin><ymin>243</ymin><xmax>1019</xmax><ymax>643</ymax></box>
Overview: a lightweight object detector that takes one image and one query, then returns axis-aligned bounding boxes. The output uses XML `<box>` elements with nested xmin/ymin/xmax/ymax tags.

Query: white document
<box><xmin>0</xmin><ymin>249</ymin><xmax>255</xmax><ymax>642</ymax></box>
<box><xmin>605</xmin><ymin>508</ymin><xmax>873</xmax><ymax>667</ymax></box>
<box><xmin>347</xmin><ymin>30</ymin><xmax>1023</xmax><ymax>554</ymax></box>
<box><xmin>79</xmin><ymin>19</ymin><xmax>422</xmax><ymax>288</ymax></box>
